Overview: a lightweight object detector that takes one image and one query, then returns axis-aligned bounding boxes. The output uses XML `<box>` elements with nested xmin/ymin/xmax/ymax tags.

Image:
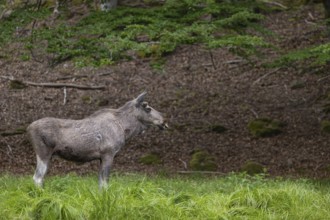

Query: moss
<box><xmin>248</xmin><ymin>118</ymin><xmax>284</xmax><ymax>138</ymax></box>
<box><xmin>209</xmin><ymin>124</ymin><xmax>227</xmax><ymax>133</ymax></box>
<box><xmin>9</xmin><ymin>80</ymin><xmax>27</xmax><ymax>89</ymax></box>
<box><xmin>189</xmin><ymin>150</ymin><xmax>217</xmax><ymax>171</ymax></box>
<box><xmin>139</xmin><ymin>153</ymin><xmax>161</xmax><ymax>165</ymax></box>
<box><xmin>81</xmin><ymin>95</ymin><xmax>92</xmax><ymax>104</ymax></box>
<box><xmin>241</xmin><ymin>161</ymin><xmax>266</xmax><ymax>175</ymax></box>
<box><xmin>0</xmin><ymin>126</ymin><xmax>26</xmax><ymax>136</ymax></box>
<box><xmin>321</xmin><ymin>120</ymin><xmax>330</xmax><ymax>133</ymax></box>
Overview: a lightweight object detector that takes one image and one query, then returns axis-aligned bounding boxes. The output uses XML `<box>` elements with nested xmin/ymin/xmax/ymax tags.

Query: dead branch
<box><xmin>209</xmin><ymin>51</ymin><xmax>217</xmax><ymax>70</ymax></box>
<box><xmin>178</xmin><ymin>159</ymin><xmax>188</xmax><ymax>170</ymax></box>
<box><xmin>1</xmin><ymin>76</ymin><xmax>106</xmax><ymax>90</ymax></box>
<box><xmin>252</xmin><ymin>68</ymin><xmax>280</xmax><ymax>86</ymax></box>
<box><xmin>318</xmin><ymin>75</ymin><xmax>330</xmax><ymax>82</ymax></box>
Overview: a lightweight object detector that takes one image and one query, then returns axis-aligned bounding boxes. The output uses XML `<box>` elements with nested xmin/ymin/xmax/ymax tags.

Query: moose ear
<box><xmin>135</xmin><ymin>92</ymin><xmax>147</xmax><ymax>105</ymax></box>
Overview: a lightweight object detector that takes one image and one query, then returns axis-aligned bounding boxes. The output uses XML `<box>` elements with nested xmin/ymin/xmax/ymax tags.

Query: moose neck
<box><xmin>116</xmin><ymin>112</ymin><xmax>146</xmax><ymax>141</ymax></box>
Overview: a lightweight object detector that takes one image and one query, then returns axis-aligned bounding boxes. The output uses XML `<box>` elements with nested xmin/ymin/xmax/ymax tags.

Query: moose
<box><xmin>27</xmin><ymin>92</ymin><xmax>168</xmax><ymax>188</ymax></box>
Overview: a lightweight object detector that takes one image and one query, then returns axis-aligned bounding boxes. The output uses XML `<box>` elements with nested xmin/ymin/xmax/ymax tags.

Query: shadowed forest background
<box><xmin>0</xmin><ymin>0</ymin><xmax>330</xmax><ymax>178</ymax></box>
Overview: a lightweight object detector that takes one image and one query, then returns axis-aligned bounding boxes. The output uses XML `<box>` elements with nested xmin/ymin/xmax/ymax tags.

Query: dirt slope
<box><xmin>0</xmin><ymin>4</ymin><xmax>329</xmax><ymax>178</ymax></box>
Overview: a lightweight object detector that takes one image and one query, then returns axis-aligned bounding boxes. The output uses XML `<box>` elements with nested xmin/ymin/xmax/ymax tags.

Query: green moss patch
<box><xmin>139</xmin><ymin>153</ymin><xmax>161</xmax><ymax>165</ymax></box>
<box><xmin>241</xmin><ymin>161</ymin><xmax>266</xmax><ymax>175</ymax></box>
<box><xmin>9</xmin><ymin>80</ymin><xmax>27</xmax><ymax>89</ymax></box>
<box><xmin>248</xmin><ymin>118</ymin><xmax>284</xmax><ymax>138</ymax></box>
<box><xmin>209</xmin><ymin>124</ymin><xmax>227</xmax><ymax>134</ymax></box>
<box><xmin>189</xmin><ymin>150</ymin><xmax>217</xmax><ymax>171</ymax></box>
<box><xmin>321</xmin><ymin>120</ymin><xmax>330</xmax><ymax>133</ymax></box>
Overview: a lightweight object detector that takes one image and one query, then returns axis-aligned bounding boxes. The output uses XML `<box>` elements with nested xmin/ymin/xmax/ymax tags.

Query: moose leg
<box><xmin>98</xmin><ymin>154</ymin><xmax>114</xmax><ymax>189</ymax></box>
<box><xmin>33</xmin><ymin>155</ymin><xmax>50</xmax><ymax>187</ymax></box>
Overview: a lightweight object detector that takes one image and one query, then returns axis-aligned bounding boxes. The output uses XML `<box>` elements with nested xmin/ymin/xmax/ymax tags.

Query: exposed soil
<box><xmin>1</xmin><ymin>4</ymin><xmax>330</xmax><ymax>178</ymax></box>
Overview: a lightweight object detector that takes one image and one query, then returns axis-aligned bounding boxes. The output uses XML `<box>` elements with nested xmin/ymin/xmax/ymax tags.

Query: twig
<box><xmin>6</xmin><ymin>145</ymin><xmax>13</xmax><ymax>158</ymax></box>
<box><xmin>318</xmin><ymin>75</ymin><xmax>330</xmax><ymax>82</ymax></box>
<box><xmin>177</xmin><ymin>171</ymin><xmax>225</xmax><ymax>175</ymax></box>
<box><xmin>63</xmin><ymin>87</ymin><xmax>67</xmax><ymax>105</ymax></box>
<box><xmin>1</xmin><ymin>76</ymin><xmax>106</xmax><ymax>90</ymax></box>
<box><xmin>209</xmin><ymin>51</ymin><xmax>217</xmax><ymax>70</ymax></box>
<box><xmin>252</xmin><ymin>68</ymin><xmax>280</xmax><ymax>86</ymax></box>
<box><xmin>263</xmin><ymin>1</ymin><xmax>288</xmax><ymax>9</ymax></box>
<box><xmin>250</xmin><ymin>109</ymin><xmax>259</xmax><ymax>118</ymax></box>
<box><xmin>178</xmin><ymin>159</ymin><xmax>188</xmax><ymax>170</ymax></box>
<box><xmin>305</xmin><ymin>19</ymin><xmax>317</xmax><ymax>26</ymax></box>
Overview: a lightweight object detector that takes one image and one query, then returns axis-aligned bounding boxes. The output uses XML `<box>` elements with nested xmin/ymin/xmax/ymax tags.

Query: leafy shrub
<box><xmin>272</xmin><ymin>43</ymin><xmax>330</xmax><ymax>67</ymax></box>
<box><xmin>241</xmin><ymin>161</ymin><xmax>266</xmax><ymax>175</ymax></box>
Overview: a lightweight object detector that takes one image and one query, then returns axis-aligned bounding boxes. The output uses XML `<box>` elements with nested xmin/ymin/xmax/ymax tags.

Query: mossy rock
<box><xmin>321</xmin><ymin>120</ymin><xmax>330</xmax><ymax>133</ymax></box>
<box><xmin>209</xmin><ymin>124</ymin><xmax>227</xmax><ymax>134</ymax></box>
<box><xmin>248</xmin><ymin>118</ymin><xmax>284</xmax><ymax>137</ymax></box>
<box><xmin>9</xmin><ymin>80</ymin><xmax>27</xmax><ymax>89</ymax></box>
<box><xmin>241</xmin><ymin>161</ymin><xmax>266</xmax><ymax>175</ymax></box>
<box><xmin>189</xmin><ymin>150</ymin><xmax>217</xmax><ymax>171</ymax></box>
<box><xmin>139</xmin><ymin>153</ymin><xmax>161</xmax><ymax>165</ymax></box>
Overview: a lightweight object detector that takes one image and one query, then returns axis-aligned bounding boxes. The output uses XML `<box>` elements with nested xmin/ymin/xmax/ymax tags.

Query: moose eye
<box><xmin>141</xmin><ymin>102</ymin><xmax>148</xmax><ymax>108</ymax></box>
<box><xmin>145</xmin><ymin>107</ymin><xmax>151</xmax><ymax>113</ymax></box>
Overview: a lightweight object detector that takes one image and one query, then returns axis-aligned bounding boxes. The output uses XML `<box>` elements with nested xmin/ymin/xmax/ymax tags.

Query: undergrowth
<box><xmin>0</xmin><ymin>0</ymin><xmax>270</xmax><ymax>66</ymax></box>
<box><xmin>1</xmin><ymin>173</ymin><xmax>330</xmax><ymax>219</ymax></box>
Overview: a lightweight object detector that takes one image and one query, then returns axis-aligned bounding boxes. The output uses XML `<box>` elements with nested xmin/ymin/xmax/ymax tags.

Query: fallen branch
<box><xmin>177</xmin><ymin>171</ymin><xmax>225</xmax><ymax>175</ymax></box>
<box><xmin>1</xmin><ymin>76</ymin><xmax>106</xmax><ymax>90</ymax></box>
<box><xmin>252</xmin><ymin>68</ymin><xmax>280</xmax><ymax>86</ymax></box>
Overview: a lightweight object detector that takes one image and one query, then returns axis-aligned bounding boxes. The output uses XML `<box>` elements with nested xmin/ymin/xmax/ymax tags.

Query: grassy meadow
<box><xmin>0</xmin><ymin>173</ymin><xmax>330</xmax><ymax>219</ymax></box>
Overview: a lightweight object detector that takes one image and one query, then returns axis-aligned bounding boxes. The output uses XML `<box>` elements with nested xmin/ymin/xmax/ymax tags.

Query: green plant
<box><xmin>241</xmin><ymin>161</ymin><xmax>266</xmax><ymax>175</ymax></box>
<box><xmin>1</xmin><ymin>0</ymin><xmax>270</xmax><ymax>67</ymax></box>
<box><xmin>139</xmin><ymin>153</ymin><xmax>161</xmax><ymax>165</ymax></box>
<box><xmin>1</xmin><ymin>174</ymin><xmax>330</xmax><ymax>219</ymax></box>
<box><xmin>248</xmin><ymin>118</ymin><xmax>284</xmax><ymax>137</ymax></box>
<box><xmin>321</xmin><ymin>120</ymin><xmax>330</xmax><ymax>133</ymax></box>
<box><xmin>189</xmin><ymin>150</ymin><xmax>217</xmax><ymax>171</ymax></box>
<box><xmin>272</xmin><ymin>43</ymin><xmax>330</xmax><ymax>67</ymax></box>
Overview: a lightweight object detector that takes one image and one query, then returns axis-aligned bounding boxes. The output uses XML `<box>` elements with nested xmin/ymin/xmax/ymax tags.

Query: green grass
<box><xmin>1</xmin><ymin>173</ymin><xmax>330</xmax><ymax>219</ymax></box>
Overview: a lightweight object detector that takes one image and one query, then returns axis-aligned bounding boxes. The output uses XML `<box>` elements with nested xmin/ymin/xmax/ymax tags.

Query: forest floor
<box><xmin>0</xmin><ymin>4</ymin><xmax>330</xmax><ymax>178</ymax></box>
